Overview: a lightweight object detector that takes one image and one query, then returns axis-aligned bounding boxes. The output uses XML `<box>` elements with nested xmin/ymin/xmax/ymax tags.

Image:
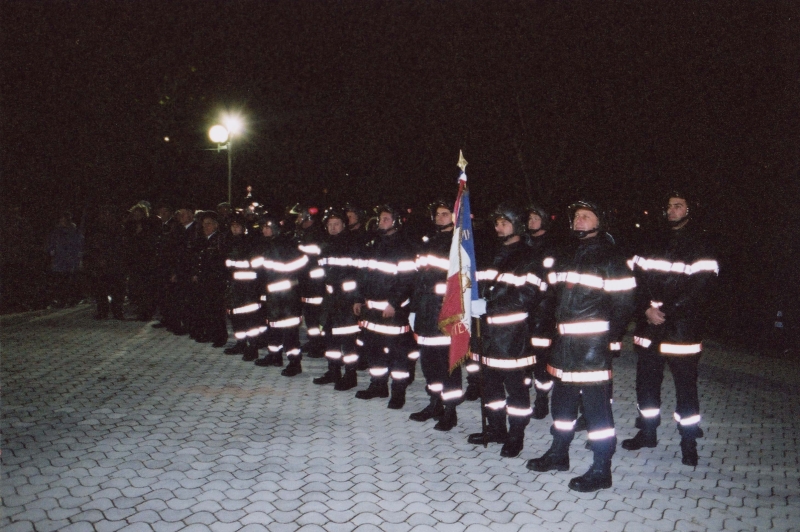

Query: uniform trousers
<box><xmin>483</xmin><ymin>366</ymin><xmax>532</xmax><ymax>423</ymax></box>
<box><xmin>420</xmin><ymin>344</ymin><xmax>462</xmax><ymax>403</ymax></box>
<box><xmin>302</xmin><ymin>302</ymin><xmax>325</xmax><ymax>355</ymax></box>
<box><xmin>360</xmin><ymin>329</ymin><xmax>415</xmax><ymax>385</ymax></box>
<box><xmin>551</xmin><ymin>380</ymin><xmax>614</xmax><ymax>440</ymax></box>
<box><xmin>265</xmin><ymin>321</ymin><xmax>301</xmax><ymax>360</ymax></box>
<box><xmin>634</xmin><ymin>345</ymin><xmax>700</xmax><ymax>423</ymax></box>
<box><xmin>325</xmin><ymin>330</ymin><xmax>359</xmax><ymax>370</ymax></box>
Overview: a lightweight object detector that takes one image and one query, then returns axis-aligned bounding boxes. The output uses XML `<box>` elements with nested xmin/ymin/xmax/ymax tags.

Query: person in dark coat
<box><xmin>45</xmin><ymin>211</ymin><xmax>84</xmax><ymax>308</ymax></box>
<box><xmin>84</xmin><ymin>205</ymin><xmax>126</xmax><ymax>319</ymax></box>
<box><xmin>123</xmin><ymin>202</ymin><xmax>160</xmax><ymax>320</ymax></box>
<box><xmin>190</xmin><ymin>211</ymin><xmax>228</xmax><ymax>347</ymax></box>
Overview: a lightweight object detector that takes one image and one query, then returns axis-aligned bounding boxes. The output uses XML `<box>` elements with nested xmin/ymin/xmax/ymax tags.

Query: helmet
<box><xmin>374</xmin><ymin>204</ymin><xmax>405</xmax><ymax>231</ymax></box>
<box><xmin>229</xmin><ymin>212</ymin><xmax>247</xmax><ymax>228</ymax></box>
<box><xmin>257</xmin><ymin>214</ymin><xmax>282</xmax><ymax>237</ymax></box>
<box><xmin>568</xmin><ymin>200</ymin><xmax>604</xmax><ymax>238</ymax></box>
<box><xmin>289</xmin><ymin>204</ymin><xmax>319</xmax><ymax>226</ymax></box>
<box><xmin>490</xmin><ymin>203</ymin><xmax>527</xmax><ymax>237</ymax></box>
<box><xmin>526</xmin><ymin>202</ymin><xmax>550</xmax><ymax>232</ymax></box>
<box><xmin>321</xmin><ymin>207</ymin><xmax>347</xmax><ymax>225</ymax></box>
<box><xmin>427</xmin><ymin>199</ymin><xmax>455</xmax><ymax>227</ymax></box>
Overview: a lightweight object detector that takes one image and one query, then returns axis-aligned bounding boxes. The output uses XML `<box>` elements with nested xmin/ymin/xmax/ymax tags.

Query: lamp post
<box><xmin>208</xmin><ymin>115</ymin><xmax>243</xmax><ymax>205</ymax></box>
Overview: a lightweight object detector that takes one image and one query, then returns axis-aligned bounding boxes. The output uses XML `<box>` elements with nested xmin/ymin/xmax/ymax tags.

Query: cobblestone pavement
<box><xmin>2</xmin><ymin>304</ymin><xmax>799</xmax><ymax>532</ymax></box>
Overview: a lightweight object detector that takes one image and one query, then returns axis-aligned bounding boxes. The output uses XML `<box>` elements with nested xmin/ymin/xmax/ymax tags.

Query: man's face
<box><xmin>495</xmin><ymin>218</ymin><xmax>515</xmax><ymax>239</ymax></box>
<box><xmin>131</xmin><ymin>208</ymin><xmax>145</xmax><ymax>221</ymax></box>
<box><xmin>378</xmin><ymin>212</ymin><xmax>395</xmax><ymax>232</ymax></box>
<box><xmin>572</xmin><ymin>209</ymin><xmax>599</xmax><ymax>235</ymax></box>
<box><xmin>230</xmin><ymin>223</ymin><xmax>244</xmax><ymax>236</ymax></box>
<box><xmin>218</xmin><ymin>206</ymin><xmax>231</xmax><ymax>217</ymax></box>
<box><xmin>666</xmin><ymin>198</ymin><xmax>689</xmax><ymax>225</ymax></box>
<box><xmin>528</xmin><ymin>212</ymin><xmax>542</xmax><ymax>232</ymax></box>
<box><xmin>327</xmin><ymin>217</ymin><xmax>345</xmax><ymax>236</ymax></box>
<box><xmin>301</xmin><ymin>218</ymin><xmax>314</xmax><ymax>229</ymax></box>
<box><xmin>435</xmin><ymin>207</ymin><xmax>453</xmax><ymax>227</ymax></box>
<box><xmin>346</xmin><ymin>211</ymin><xmax>359</xmax><ymax>227</ymax></box>
<box><xmin>262</xmin><ymin>224</ymin><xmax>274</xmax><ymax>238</ymax></box>
<box><xmin>202</xmin><ymin>218</ymin><xmax>218</xmax><ymax>237</ymax></box>
<box><xmin>156</xmin><ymin>207</ymin><xmax>172</xmax><ymax>221</ymax></box>
<box><xmin>177</xmin><ymin>209</ymin><xmax>193</xmax><ymax>225</ymax></box>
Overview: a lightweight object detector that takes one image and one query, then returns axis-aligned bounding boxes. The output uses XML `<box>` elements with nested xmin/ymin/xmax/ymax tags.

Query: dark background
<box><xmin>2</xmin><ymin>1</ymin><xmax>798</xmax><ymax>348</ymax></box>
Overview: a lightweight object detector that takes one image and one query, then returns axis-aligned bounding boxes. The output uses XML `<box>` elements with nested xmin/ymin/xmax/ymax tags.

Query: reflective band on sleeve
<box><xmin>481</xmin><ymin>356</ymin><xmax>536</xmax><ymax>369</ymax></box>
<box><xmin>268</xmin><ymin>280</ymin><xmax>292</xmax><ymax>292</ymax></box>
<box><xmin>558</xmin><ymin>321</ymin><xmax>610</xmax><ymax>334</ymax></box>
<box><xmin>547</xmin><ymin>365</ymin><xmax>612</xmax><ymax>383</ymax></box>
<box><xmin>434</xmin><ymin>283</ymin><xmax>447</xmax><ymax>295</ymax></box>
<box><xmin>367</xmin><ymin>300</ymin><xmax>389</xmax><ymax>310</ymax></box>
<box><xmin>507</xmin><ymin>406</ymin><xmax>533</xmax><ymax>417</ymax></box>
<box><xmin>417</xmin><ymin>336</ymin><xmax>451</xmax><ymax>346</ymax></box>
<box><xmin>250</xmin><ymin>256</ymin><xmax>265</xmax><ymax>268</ymax></box>
<box><xmin>531</xmin><ymin>337</ymin><xmax>552</xmax><ymax>347</ymax></box>
<box><xmin>400</xmin><ymin>299</ymin><xmax>410</xmax><ymax>307</ymax></box>
<box><xmin>639</xmin><ymin>407</ymin><xmax>661</xmax><ymax>418</ymax></box>
<box><xmin>497</xmin><ymin>273</ymin><xmax>527</xmax><ymax>286</ymax></box>
<box><xmin>362</xmin><ymin>322</ymin><xmax>410</xmax><ymax>335</ymax></box>
<box><xmin>650</xmin><ymin>301</ymin><xmax>663</xmax><ymax>308</ymax></box>
<box><xmin>609</xmin><ymin>342</ymin><xmax>621</xmax><ymax>351</ymax></box>
<box><xmin>543</xmin><ymin>257</ymin><xmax>555</xmax><ymax>268</ymax></box>
<box><xmin>369</xmin><ymin>367</ymin><xmax>389</xmax><ymax>377</ymax></box>
<box><xmin>269</xmin><ymin>317</ymin><xmax>302</xmax><ymax>328</ymax></box>
<box><xmin>660</xmin><ymin>342</ymin><xmax>702</xmax><ymax>355</ymax></box>
<box><xmin>260</xmin><ymin>295</ymin><xmax>267</xmax><ymax>301</ymax></box>
<box><xmin>233</xmin><ymin>271</ymin><xmax>258</xmax><ymax>280</ymax></box>
<box><xmin>588</xmin><ymin>428</ymin><xmax>616</xmax><ymax>441</ymax></box>
<box><xmin>524</xmin><ymin>377</ymin><xmax>532</xmax><ymax>386</ymax></box>
<box><xmin>227</xmin><ymin>259</ymin><xmax>252</xmax><ymax>268</ymax></box>
<box><xmin>486</xmin><ymin>400</ymin><xmax>506</xmax><ymax>411</ymax></box>
<box><xmin>299</xmin><ymin>244</ymin><xmax>322</xmax><ymax>255</ymax></box>
<box><xmin>272</xmin><ymin>255</ymin><xmax>309</xmax><ymax>272</ymax></box>
<box><xmin>366</xmin><ymin>259</ymin><xmax>398</xmax><ymax>274</ymax></box>
<box><xmin>466</xmin><ymin>363</ymin><xmax>480</xmax><ymax>373</ymax></box>
<box><xmin>476</xmin><ymin>269</ymin><xmax>498</xmax><ymax>281</ymax></box>
<box><xmin>631</xmin><ymin>256</ymin><xmax>719</xmax><ymax>276</ymax></box>
<box><xmin>487</xmin><ymin>312</ymin><xmax>528</xmax><ymax>325</ymax></box>
<box><xmin>441</xmin><ymin>389</ymin><xmax>463</xmax><ymax>401</ymax></box>
<box><xmin>301</xmin><ymin>297</ymin><xmax>323</xmax><ymax>305</ymax></box>
<box><xmin>535</xmin><ymin>380</ymin><xmax>554</xmax><ymax>392</ymax></box>
<box><xmin>332</xmin><ymin>325</ymin><xmax>361</xmax><ymax>335</ymax></box>
<box><xmin>391</xmin><ymin>371</ymin><xmax>410</xmax><ymax>380</ymax></box>
<box><xmin>417</xmin><ymin>254</ymin><xmax>450</xmax><ymax>270</ymax></box>
<box><xmin>232</xmin><ymin>303</ymin><xmax>261</xmax><ymax>315</ymax></box>
<box><xmin>554</xmin><ymin>420</ymin><xmax>576</xmax><ymax>431</ymax></box>
<box><xmin>674</xmin><ymin>413</ymin><xmax>701</xmax><ymax>426</ymax></box>
<box><xmin>397</xmin><ymin>260</ymin><xmax>416</xmax><ymax>272</ymax></box>
<box><xmin>604</xmin><ymin>277</ymin><xmax>636</xmax><ymax>291</ymax></box>
<box><xmin>356</xmin><ymin>338</ymin><xmax>365</xmax><ymax>346</ymax></box>
<box><xmin>342</xmin><ymin>281</ymin><xmax>357</xmax><ymax>291</ymax></box>
<box><xmin>307</xmin><ymin>328</ymin><xmax>322</xmax><ymax>336</ymax></box>
<box><xmin>309</xmin><ymin>268</ymin><xmax>325</xmax><ymax>279</ymax></box>
<box><xmin>548</xmin><ymin>271</ymin><xmax>604</xmax><ymax>289</ymax></box>
<box><xmin>407</xmin><ymin>350</ymin><xmax>420</xmax><ymax>360</ymax></box>
<box><xmin>326</xmin><ymin>285</ymin><xmax>334</xmax><ymax>294</ymax></box>
<box><xmin>634</xmin><ymin>336</ymin><xmax>652</xmax><ymax>348</ymax></box>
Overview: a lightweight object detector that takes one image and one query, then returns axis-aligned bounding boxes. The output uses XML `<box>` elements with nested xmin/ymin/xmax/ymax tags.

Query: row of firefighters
<box><xmin>134</xmin><ymin>192</ymin><xmax>717</xmax><ymax>493</ymax></box>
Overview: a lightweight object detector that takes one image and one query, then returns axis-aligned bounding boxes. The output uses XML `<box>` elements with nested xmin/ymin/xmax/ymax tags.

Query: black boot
<box><xmin>679</xmin><ymin>425</ymin><xmax>700</xmax><ymax>466</ymax></box>
<box><xmin>313</xmin><ymin>365</ymin><xmax>341</xmax><ymax>385</ymax></box>
<box><xmin>468</xmin><ymin>410</ymin><xmax>508</xmax><ymax>445</ymax></box>
<box><xmin>225</xmin><ymin>341</ymin><xmax>247</xmax><ymax>355</ymax></box>
<box><xmin>500</xmin><ymin>420</ymin><xmax>527</xmax><ymax>458</ymax></box>
<box><xmin>409</xmin><ymin>395</ymin><xmax>444</xmax><ymax>422</ymax></box>
<box><xmin>532</xmin><ymin>392</ymin><xmax>550</xmax><ymax>420</ymax></box>
<box><xmin>433</xmin><ymin>404</ymin><xmax>458</xmax><ymax>431</ymax></box>
<box><xmin>387</xmin><ymin>382</ymin><xmax>407</xmax><ymax>409</ymax></box>
<box><xmin>527</xmin><ymin>428</ymin><xmax>573</xmax><ymax>472</ymax></box>
<box><xmin>568</xmin><ymin>438</ymin><xmax>615</xmax><ymax>492</ymax></box>
<box><xmin>355</xmin><ymin>379</ymin><xmax>389</xmax><ymax>400</ymax></box>
<box><xmin>242</xmin><ymin>344</ymin><xmax>259</xmax><ymax>362</ymax></box>
<box><xmin>335</xmin><ymin>367</ymin><xmax>358</xmax><ymax>391</ymax></box>
<box><xmin>254</xmin><ymin>354</ymin><xmax>273</xmax><ymax>366</ymax></box>
<box><xmin>621</xmin><ymin>419</ymin><xmax>658</xmax><ymax>451</ymax></box>
<box><xmin>281</xmin><ymin>357</ymin><xmax>302</xmax><ymax>377</ymax></box>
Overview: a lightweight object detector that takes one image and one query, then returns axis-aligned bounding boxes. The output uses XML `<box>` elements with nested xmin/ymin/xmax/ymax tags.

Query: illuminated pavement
<box><xmin>2</xmin><ymin>304</ymin><xmax>799</xmax><ymax>532</ymax></box>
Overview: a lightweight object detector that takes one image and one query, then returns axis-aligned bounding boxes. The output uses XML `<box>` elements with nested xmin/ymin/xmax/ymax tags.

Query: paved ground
<box><xmin>2</xmin><ymin>304</ymin><xmax>799</xmax><ymax>532</ymax></box>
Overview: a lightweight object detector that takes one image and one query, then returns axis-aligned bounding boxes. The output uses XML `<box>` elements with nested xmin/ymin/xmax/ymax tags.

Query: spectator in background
<box><xmin>45</xmin><ymin>211</ymin><xmax>84</xmax><ymax>308</ymax></box>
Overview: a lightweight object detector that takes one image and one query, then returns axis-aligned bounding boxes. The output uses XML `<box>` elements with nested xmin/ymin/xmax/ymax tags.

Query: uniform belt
<box><xmin>361</xmin><ymin>321</ymin><xmax>410</xmax><ymax>335</ymax></box>
<box><xmin>547</xmin><ymin>364</ymin><xmax>612</xmax><ymax>383</ymax></box>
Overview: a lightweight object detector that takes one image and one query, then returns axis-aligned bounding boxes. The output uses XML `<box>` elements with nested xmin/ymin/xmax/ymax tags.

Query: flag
<box><xmin>438</xmin><ymin>152</ymin><xmax>479</xmax><ymax>372</ymax></box>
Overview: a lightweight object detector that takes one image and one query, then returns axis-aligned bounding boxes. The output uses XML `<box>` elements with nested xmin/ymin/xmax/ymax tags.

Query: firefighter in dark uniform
<box><xmin>353</xmin><ymin>204</ymin><xmax>417</xmax><ymax>409</ymax></box>
<box><xmin>467</xmin><ymin>204</ymin><xmax>549</xmax><ymax>458</ymax></box>
<box><xmin>408</xmin><ymin>200</ymin><xmax>462</xmax><ymax>431</ymax></box>
<box><xmin>621</xmin><ymin>191</ymin><xmax>718</xmax><ymax>466</ymax></box>
<box><xmin>251</xmin><ymin>214</ymin><xmax>308</xmax><ymax>375</ymax></box>
<box><xmin>312</xmin><ymin>207</ymin><xmax>362</xmax><ymax>390</ymax></box>
<box><xmin>525</xmin><ymin>203</ymin><xmax>559</xmax><ymax>420</ymax></box>
<box><xmin>223</xmin><ymin>214</ymin><xmax>263</xmax><ymax>358</ymax></box>
<box><xmin>527</xmin><ymin>200</ymin><xmax>635</xmax><ymax>492</ymax></box>
<box><xmin>291</xmin><ymin>205</ymin><xmax>327</xmax><ymax>359</ymax></box>
<box><xmin>191</xmin><ymin>211</ymin><xmax>229</xmax><ymax>347</ymax></box>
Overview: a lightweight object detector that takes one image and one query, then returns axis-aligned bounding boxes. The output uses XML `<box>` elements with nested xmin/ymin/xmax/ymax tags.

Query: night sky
<box><xmin>3</xmin><ymin>1</ymin><xmax>799</xmax><ymax>327</ymax></box>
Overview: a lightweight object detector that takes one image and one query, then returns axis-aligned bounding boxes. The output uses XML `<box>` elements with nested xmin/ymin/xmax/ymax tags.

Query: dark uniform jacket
<box><xmin>410</xmin><ymin>229</ymin><xmax>452</xmax><ymax>338</ymax></box>
<box><xmin>545</xmin><ymin>235</ymin><xmax>636</xmax><ymax>380</ymax></box>
<box><xmin>317</xmin><ymin>231</ymin><xmax>361</xmax><ymax>331</ymax></box>
<box><xmin>630</xmin><ymin>223</ymin><xmax>718</xmax><ymax>354</ymax></box>
<box><xmin>223</xmin><ymin>233</ymin><xmax>260</xmax><ymax>312</ymax></box>
<box><xmin>477</xmin><ymin>239</ymin><xmax>548</xmax><ymax>367</ymax></box>
<box><xmin>252</xmin><ymin>236</ymin><xmax>307</xmax><ymax>324</ymax></box>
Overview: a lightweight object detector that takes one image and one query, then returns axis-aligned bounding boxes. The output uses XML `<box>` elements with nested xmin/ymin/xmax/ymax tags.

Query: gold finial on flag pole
<box><xmin>457</xmin><ymin>151</ymin><xmax>468</xmax><ymax>173</ymax></box>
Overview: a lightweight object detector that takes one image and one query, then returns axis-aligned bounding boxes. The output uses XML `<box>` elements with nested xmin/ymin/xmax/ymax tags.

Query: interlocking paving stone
<box><xmin>3</xmin><ymin>306</ymin><xmax>800</xmax><ymax>531</ymax></box>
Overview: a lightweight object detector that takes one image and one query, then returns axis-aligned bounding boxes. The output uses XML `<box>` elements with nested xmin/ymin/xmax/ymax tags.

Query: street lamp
<box><xmin>208</xmin><ymin>114</ymin><xmax>243</xmax><ymax>205</ymax></box>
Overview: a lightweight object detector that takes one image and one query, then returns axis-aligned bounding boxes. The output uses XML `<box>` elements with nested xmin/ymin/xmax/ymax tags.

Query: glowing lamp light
<box><xmin>209</xmin><ymin>125</ymin><xmax>229</xmax><ymax>143</ymax></box>
<box><xmin>223</xmin><ymin>115</ymin><xmax>243</xmax><ymax>135</ymax></box>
